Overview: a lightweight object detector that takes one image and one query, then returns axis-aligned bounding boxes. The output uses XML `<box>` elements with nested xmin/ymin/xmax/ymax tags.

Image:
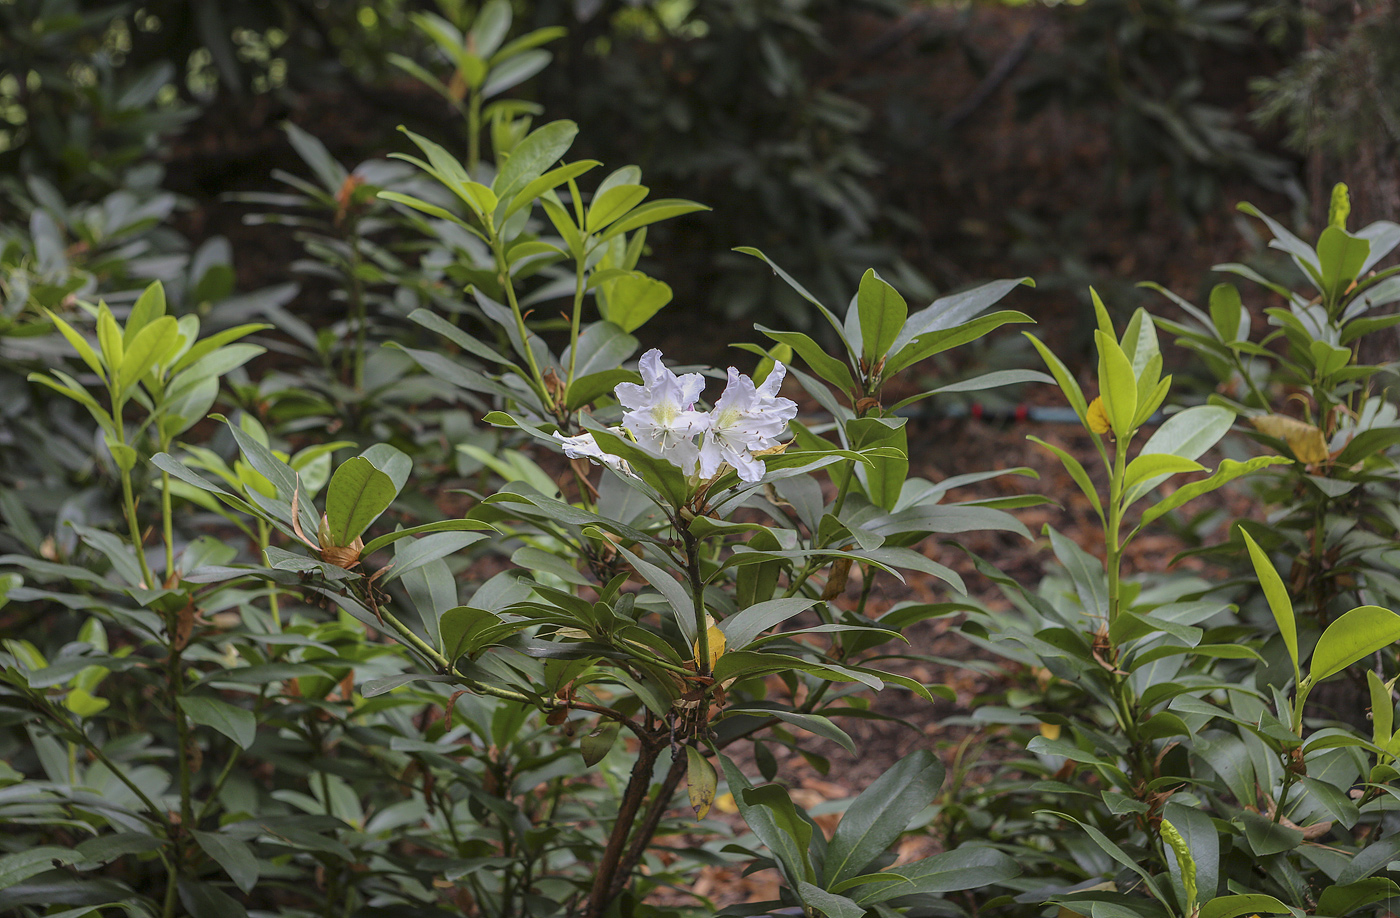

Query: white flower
<box><xmin>699</xmin><ymin>362</ymin><xmax>798</xmax><ymax>482</ymax></box>
<box><xmin>553</xmin><ymin>430</ymin><xmax>633</xmax><ymax>476</ymax></box>
<box><xmin>615</xmin><ymin>349</ymin><xmax>711</xmax><ymax>474</ymax></box>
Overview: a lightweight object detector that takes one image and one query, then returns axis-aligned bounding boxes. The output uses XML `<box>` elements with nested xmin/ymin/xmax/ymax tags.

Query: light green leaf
<box><xmin>856</xmin><ymin>269</ymin><xmax>907</xmax><ymax>362</ymax></box>
<box><xmin>1317</xmin><ymin>226</ymin><xmax>1371</xmax><ymax>305</ymax></box>
<box><xmin>323</xmin><ymin>457</ymin><xmax>398</xmax><ymax>547</ymax></box>
<box><xmin>124</xmin><ymin>281</ymin><xmax>167</xmax><ymax>343</ymax></box>
<box><xmin>1095</xmin><ymin>330</ymin><xmax>1137</xmax><ymax>438</ymax></box>
<box><xmin>586</xmin><ymin>183</ymin><xmax>649</xmax><ymax>233</ymax></box>
<box><xmin>603</xmin><ymin>198</ymin><xmax>709</xmax><ymax>237</ymax></box>
<box><xmin>1310</xmin><ymin>605</ymin><xmax>1400</xmax><ymax>684</ymax></box>
<box><xmin>1209</xmin><ymin>283</ymin><xmax>1243</xmax><ymax>341</ymax></box>
<box><xmin>1241</xmin><ymin>529</ymin><xmax>1299</xmax><ymax>683</ymax></box>
<box><xmin>1122</xmin><ymin>454</ymin><xmax>1204</xmax><ymax>494</ymax></box>
<box><xmin>118</xmin><ymin>315</ymin><xmax>179</xmax><ymax>399</ymax></box>
<box><xmin>599</xmin><ymin>271</ymin><xmax>672</xmax><ymax>333</ymax></box>
<box><xmin>1025</xmin><ymin>333</ymin><xmax>1088</xmax><ymax>426</ymax></box>
<box><xmin>494</xmin><ymin>120</ymin><xmax>579</xmax><ymax>201</ymax></box>
<box><xmin>1369</xmin><ymin>669</ymin><xmax>1394</xmax><ymax>750</ymax></box>
<box><xmin>1138</xmin><ymin>457</ymin><xmax>1287</xmax><ymax>529</ymax></box>
<box><xmin>45</xmin><ymin>311</ymin><xmax>106</xmax><ymax>380</ymax></box>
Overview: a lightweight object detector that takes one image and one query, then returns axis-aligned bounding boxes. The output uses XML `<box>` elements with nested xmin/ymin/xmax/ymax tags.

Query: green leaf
<box><xmin>856</xmin><ymin>269</ymin><xmax>907</xmax><ymax>362</ymax></box>
<box><xmin>758</xmin><ymin>326</ymin><xmax>855</xmax><ymax>395</ymax></box>
<box><xmin>581</xmin><ymin>720</ymin><xmax>620</xmax><ymax>766</ymax></box>
<box><xmin>1310</xmin><ymin>605</ymin><xmax>1400</xmax><ymax>684</ymax></box>
<box><xmin>1336</xmin><ymin>833</ymin><xmax>1400</xmax><ymax>885</ymax></box>
<box><xmin>1317</xmin><ymin>226</ymin><xmax>1371</xmax><ymax>305</ymax></box>
<box><xmin>361</xmin><ymin>519</ymin><xmax>496</xmax><ymax>555</ymax></box>
<box><xmin>824</xmin><ymin>750</ymin><xmax>945</xmax><ymax>886</ymax></box>
<box><xmin>96</xmin><ymin>305</ymin><xmax>123</xmax><ymax>371</ymax></box>
<box><xmin>1027</xmin><ymin>436</ymin><xmax>1102</xmax><ymax>522</ymax></box>
<box><xmin>178</xmin><ymin>695</ymin><xmax>255</xmax><ymax>749</ymax></box>
<box><xmin>883</xmin><ymin>311</ymin><xmax>1032</xmax><ymax>375</ymax></box>
<box><xmin>118</xmin><ymin>315</ymin><xmax>179</xmax><ymax>399</ymax></box>
<box><xmin>492</xmin><ymin>26</ymin><xmax>567</xmax><ymax>64</ymax></box>
<box><xmin>1369</xmin><ymin>669</ymin><xmax>1394</xmax><ymax>750</ymax></box>
<box><xmin>720</xmin><ymin>598</ymin><xmax>819</xmax><ymax>650</ymax></box>
<box><xmin>1199</xmin><ymin>894</ymin><xmax>1291</xmax><ymax>918</ymax></box>
<box><xmin>383</xmin><ymin>532</ymin><xmax>486</xmax><ymax>583</ymax></box>
<box><xmin>323</xmin><ymin>457</ymin><xmax>398</xmax><ymax>547</ymax></box>
<box><xmin>177</xmin><ymin>877</ymin><xmax>248</xmax><ymax>918</ymax></box>
<box><xmin>1164</xmin><ymin>802</ymin><xmax>1217</xmax><ymax>911</ymax></box>
<box><xmin>494</xmin><ymin>120</ymin><xmax>579</xmax><ymax>202</ymax></box>
<box><xmin>728</xmin><ymin>707</ymin><xmax>857</xmax><ymax>754</ymax></box>
<box><xmin>1138</xmin><ymin>457</ymin><xmax>1287</xmax><ymax>529</ymax></box>
<box><xmin>603</xmin><ymin>198</ymin><xmax>709</xmax><ymax>237</ymax></box>
<box><xmin>587</xmin><ymin>425</ymin><xmax>691</xmax><ymax>507</ymax></box>
<box><xmin>797</xmin><ymin>883</ymin><xmax>864</xmax><ymax>918</ymax></box>
<box><xmin>847</xmin><ymin>416</ymin><xmax>907</xmax><ymax>511</ymax></box>
<box><xmin>1123</xmin><ymin>454</ymin><xmax>1204</xmax><ymax>494</ymax></box>
<box><xmin>124</xmin><ymin>281</ymin><xmax>167</xmax><ymax>344</ymax></box>
<box><xmin>0</xmin><ymin>847</ymin><xmax>80</xmax><ymax>890</ymax></box>
<box><xmin>1025</xmin><ymin>333</ymin><xmax>1088</xmax><ymax>426</ymax></box>
<box><xmin>599</xmin><ymin>271</ymin><xmax>672</xmax><ymax>333</ymax></box>
<box><xmin>64</xmin><ymin>687</ymin><xmax>108</xmax><ymax>718</ymax></box>
<box><xmin>505</xmin><ymin>159</ymin><xmax>600</xmax><ymax>217</ymax></box>
<box><xmin>45</xmin><ymin>311</ymin><xmax>106</xmax><ymax>380</ymax></box>
<box><xmin>1241</xmin><ymin>529</ymin><xmax>1299</xmax><ymax>683</ymax></box>
<box><xmin>1050</xmin><ymin>812</ymin><xmax>1164</xmax><ymax>899</ymax></box>
<box><xmin>470</xmin><ymin>0</ymin><xmax>512</xmax><ymax>58</ymax></box>
<box><xmin>193</xmin><ymin>830</ymin><xmax>258</xmax><ymax>894</ymax></box>
<box><xmin>1209</xmin><ymin>283</ymin><xmax>1243</xmax><ymax>341</ymax></box>
<box><xmin>740</xmin><ymin>784</ymin><xmax>816</xmax><ymax>883</ymax></box>
<box><xmin>851</xmin><ymin>847</ymin><xmax>1020</xmax><ymax>904</ymax></box>
<box><xmin>586</xmin><ymin>183</ymin><xmax>649</xmax><ymax>233</ymax></box>
<box><xmin>566</xmin><ymin>369</ymin><xmax>640</xmax><ymax>410</ymax></box>
<box><xmin>722</xmin><ymin>756</ymin><xmax>814</xmax><ymax>889</ymax></box>
<box><xmin>1317</xmin><ymin>878</ymin><xmax>1400</xmax><ymax>917</ymax></box>
<box><xmin>1139</xmin><ymin>406</ymin><xmax>1236</xmax><ymax>461</ymax></box>
<box><xmin>439</xmin><ymin>606</ymin><xmax>527</xmax><ymax>661</ymax></box>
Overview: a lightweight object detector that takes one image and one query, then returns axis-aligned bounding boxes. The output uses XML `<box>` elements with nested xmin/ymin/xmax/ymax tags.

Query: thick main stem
<box><xmin>585</xmin><ymin>740</ymin><xmax>662</xmax><ymax>918</ymax></box>
<box><xmin>608</xmin><ymin>750</ymin><xmax>687</xmax><ymax>901</ymax></box>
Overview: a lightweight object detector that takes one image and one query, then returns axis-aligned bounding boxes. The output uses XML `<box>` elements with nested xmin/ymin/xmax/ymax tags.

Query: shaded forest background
<box><xmin>7</xmin><ymin>0</ymin><xmax>1400</xmax><ymax>365</ymax></box>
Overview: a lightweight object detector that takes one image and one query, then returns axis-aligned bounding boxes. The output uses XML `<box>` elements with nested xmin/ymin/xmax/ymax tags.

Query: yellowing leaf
<box><xmin>1039</xmin><ymin>721</ymin><xmax>1062</xmax><ymax>741</ymax></box>
<box><xmin>714</xmin><ymin>792</ymin><xmax>738</xmax><ymax>814</ymax></box>
<box><xmin>692</xmin><ymin>616</ymin><xmax>726</xmax><ymax>669</ymax></box>
<box><xmin>1086</xmin><ymin>397</ymin><xmax>1111</xmax><ymax>434</ymax></box>
<box><xmin>685</xmin><ymin>746</ymin><xmax>717</xmax><ymax>819</ymax></box>
<box><xmin>1251</xmin><ymin>414</ymin><xmax>1329</xmax><ymax>464</ymax></box>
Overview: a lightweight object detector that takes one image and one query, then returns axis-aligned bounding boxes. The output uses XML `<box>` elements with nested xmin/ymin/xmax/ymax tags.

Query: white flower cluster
<box><xmin>554</xmin><ymin>349</ymin><xmax>799</xmax><ymax>483</ymax></box>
